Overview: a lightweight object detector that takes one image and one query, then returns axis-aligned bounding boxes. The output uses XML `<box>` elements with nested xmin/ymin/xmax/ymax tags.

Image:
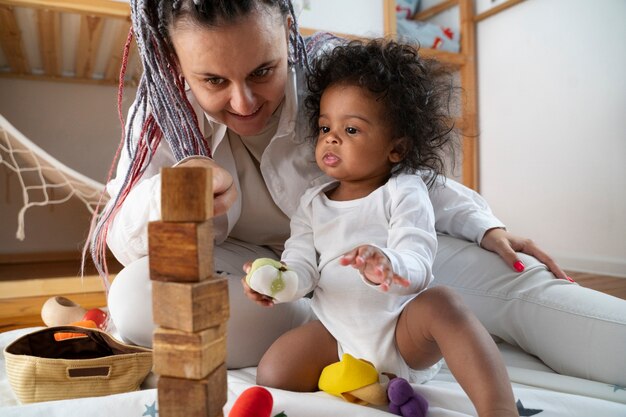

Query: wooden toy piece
<box><xmin>41</xmin><ymin>296</ymin><xmax>87</xmax><ymax>327</ymax></box>
<box><xmin>153</xmin><ymin>324</ymin><xmax>227</xmax><ymax>380</ymax></box>
<box><xmin>158</xmin><ymin>363</ymin><xmax>227</xmax><ymax>417</ymax></box>
<box><xmin>161</xmin><ymin>166</ymin><xmax>213</xmax><ymax>222</ymax></box>
<box><xmin>152</xmin><ymin>277</ymin><xmax>229</xmax><ymax>332</ymax></box>
<box><xmin>148</xmin><ymin>220</ymin><xmax>214</xmax><ymax>282</ymax></box>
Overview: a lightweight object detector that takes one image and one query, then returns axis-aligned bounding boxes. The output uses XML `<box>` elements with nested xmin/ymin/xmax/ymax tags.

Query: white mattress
<box><xmin>1</xmin><ymin>327</ymin><xmax>625</xmax><ymax>416</ymax></box>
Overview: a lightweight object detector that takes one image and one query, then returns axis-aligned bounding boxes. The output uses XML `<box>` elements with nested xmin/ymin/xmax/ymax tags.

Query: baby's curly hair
<box><xmin>305</xmin><ymin>39</ymin><xmax>457</xmax><ymax>186</ymax></box>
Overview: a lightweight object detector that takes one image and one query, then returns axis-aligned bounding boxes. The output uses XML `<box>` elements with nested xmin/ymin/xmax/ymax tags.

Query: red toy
<box><xmin>228</xmin><ymin>386</ymin><xmax>286</xmax><ymax>417</ymax></box>
<box><xmin>82</xmin><ymin>307</ymin><xmax>109</xmax><ymax>330</ymax></box>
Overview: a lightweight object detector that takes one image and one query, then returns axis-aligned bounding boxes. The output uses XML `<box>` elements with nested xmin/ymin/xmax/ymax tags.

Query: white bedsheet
<box><xmin>1</xmin><ymin>327</ymin><xmax>625</xmax><ymax>416</ymax></box>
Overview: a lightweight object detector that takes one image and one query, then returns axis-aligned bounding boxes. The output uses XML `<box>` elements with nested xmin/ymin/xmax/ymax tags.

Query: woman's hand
<box><xmin>241</xmin><ymin>262</ymin><xmax>274</xmax><ymax>307</ymax></box>
<box><xmin>340</xmin><ymin>245</ymin><xmax>410</xmax><ymax>291</ymax></box>
<box><xmin>480</xmin><ymin>228</ymin><xmax>571</xmax><ymax>280</ymax></box>
<box><xmin>178</xmin><ymin>157</ymin><xmax>237</xmax><ymax>216</ymax></box>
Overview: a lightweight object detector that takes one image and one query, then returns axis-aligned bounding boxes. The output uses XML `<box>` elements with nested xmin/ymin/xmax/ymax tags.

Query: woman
<box><xmin>92</xmin><ymin>0</ymin><xmax>626</xmax><ymax>386</ymax></box>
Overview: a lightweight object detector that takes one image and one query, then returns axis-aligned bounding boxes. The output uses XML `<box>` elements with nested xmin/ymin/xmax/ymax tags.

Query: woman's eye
<box><xmin>346</xmin><ymin>127</ymin><xmax>358</xmax><ymax>134</ymax></box>
<box><xmin>251</xmin><ymin>67</ymin><xmax>271</xmax><ymax>78</ymax></box>
<box><xmin>205</xmin><ymin>77</ymin><xmax>224</xmax><ymax>86</ymax></box>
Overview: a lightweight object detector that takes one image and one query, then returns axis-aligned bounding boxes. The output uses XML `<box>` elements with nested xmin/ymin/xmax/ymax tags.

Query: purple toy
<box><xmin>387</xmin><ymin>377</ymin><xmax>428</xmax><ymax>417</ymax></box>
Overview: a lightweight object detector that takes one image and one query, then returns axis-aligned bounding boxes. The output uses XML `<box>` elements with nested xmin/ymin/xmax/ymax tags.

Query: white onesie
<box><xmin>281</xmin><ymin>173</ymin><xmax>442</xmax><ymax>383</ymax></box>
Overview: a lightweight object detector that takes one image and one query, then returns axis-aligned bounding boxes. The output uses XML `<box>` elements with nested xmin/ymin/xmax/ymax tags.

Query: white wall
<box><xmin>299</xmin><ymin>0</ymin><xmax>386</xmax><ymax>37</ymax></box>
<box><xmin>0</xmin><ymin>78</ymin><xmax>135</xmax><ymax>254</ymax></box>
<box><xmin>478</xmin><ymin>0</ymin><xmax>626</xmax><ymax>276</ymax></box>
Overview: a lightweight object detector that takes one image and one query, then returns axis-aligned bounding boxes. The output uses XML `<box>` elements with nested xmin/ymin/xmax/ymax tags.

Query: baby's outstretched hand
<box><xmin>340</xmin><ymin>245</ymin><xmax>410</xmax><ymax>291</ymax></box>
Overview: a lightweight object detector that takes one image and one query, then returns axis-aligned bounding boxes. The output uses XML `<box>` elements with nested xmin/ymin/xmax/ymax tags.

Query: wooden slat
<box><xmin>37</xmin><ymin>8</ymin><xmax>60</xmax><ymax>76</ymax></box>
<box><xmin>413</xmin><ymin>0</ymin><xmax>458</xmax><ymax>21</ymax></box>
<box><xmin>383</xmin><ymin>0</ymin><xmax>397</xmax><ymax>36</ymax></box>
<box><xmin>0</xmin><ymin>314</ymin><xmax>44</xmax><ymax>332</ymax></box>
<box><xmin>0</xmin><ymin>5</ymin><xmax>30</xmax><ymax>73</ymax></box>
<box><xmin>475</xmin><ymin>0</ymin><xmax>528</xmax><ymax>23</ymax></box>
<box><xmin>104</xmin><ymin>21</ymin><xmax>131</xmax><ymax>82</ymax></box>
<box><xmin>0</xmin><ymin>0</ymin><xmax>130</xmax><ymax>19</ymax></box>
<box><xmin>458</xmin><ymin>0</ymin><xmax>478</xmax><ymax>190</ymax></box>
<box><xmin>0</xmin><ymin>275</ymin><xmax>110</xmax><ymax>299</ymax></box>
<box><xmin>75</xmin><ymin>13</ymin><xmax>104</xmax><ymax>78</ymax></box>
<box><xmin>0</xmin><ymin>69</ymin><xmax>119</xmax><ymax>85</ymax></box>
<box><xmin>0</xmin><ymin>250</ymin><xmax>85</xmax><ymax>264</ymax></box>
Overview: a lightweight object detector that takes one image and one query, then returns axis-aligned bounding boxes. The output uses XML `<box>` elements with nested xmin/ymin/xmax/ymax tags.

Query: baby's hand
<box><xmin>242</xmin><ymin>258</ymin><xmax>298</xmax><ymax>305</ymax></box>
<box><xmin>241</xmin><ymin>276</ymin><xmax>275</xmax><ymax>307</ymax></box>
<box><xmin>340</xmin><ymin>245</ymin><xmax>410</xmax><ymax>291</ymax></box>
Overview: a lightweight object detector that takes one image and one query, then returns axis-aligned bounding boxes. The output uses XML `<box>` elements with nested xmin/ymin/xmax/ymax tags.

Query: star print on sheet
<box><xmin>516</xmin><ymin>399</ymin><xmax>543</xmax><ymax>416</ymax></box>
<box><xmin>611</xmin><ymin>384</ymin><xmax>626</xmax><ymax>392</ymax></box>
<box><xmin>143</xmin><ymin>401</ymin><xmax>158</xmax><ymax>417</ymax></box>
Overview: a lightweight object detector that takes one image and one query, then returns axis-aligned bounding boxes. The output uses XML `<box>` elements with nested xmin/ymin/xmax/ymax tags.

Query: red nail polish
<box><xmin>513</xmin><ymin>260</ymin><xmax>525</xmax><ymax>272</ymax></box>
<box><xmin>566</xmin><ymin>276</ymin><xmax>575</xmax><ymax>283</ymax></box>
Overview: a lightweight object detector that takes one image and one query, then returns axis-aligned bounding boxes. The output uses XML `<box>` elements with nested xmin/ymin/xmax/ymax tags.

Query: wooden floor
<box><xmin>0</xmin><ymin>260</ymin><xmax>624</xmax><ymax>333</ymax></box>
<box><xmin>567</xmin><ymin>271</ymin><xmax>626</xmax><ymax>300</ymax></box>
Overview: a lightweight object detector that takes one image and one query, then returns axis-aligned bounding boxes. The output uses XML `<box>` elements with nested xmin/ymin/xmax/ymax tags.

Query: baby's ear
<box><xmin>389</xmin><ymin>137</ymin><xmax>408</xmax><ymax>163</ymax></box>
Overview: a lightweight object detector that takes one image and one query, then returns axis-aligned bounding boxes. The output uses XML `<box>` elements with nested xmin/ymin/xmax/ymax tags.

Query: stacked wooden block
<box><xmin>148</xmin><ymin>167</ymin><xmax>229</xmax><ymax>417</ymax></box>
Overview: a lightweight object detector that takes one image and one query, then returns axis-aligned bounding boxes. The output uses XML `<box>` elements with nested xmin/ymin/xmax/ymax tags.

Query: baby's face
<box><xmin>315</xmin><ymin>83</ymin><xmax>402</xmax><ymax>190</ymax></box>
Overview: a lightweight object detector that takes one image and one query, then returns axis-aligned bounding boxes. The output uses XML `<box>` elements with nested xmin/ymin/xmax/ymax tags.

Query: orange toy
<box><xmin>52</xmin><ymin>320</ymin><xmax>99</xmax><ymax>341</ymax></box>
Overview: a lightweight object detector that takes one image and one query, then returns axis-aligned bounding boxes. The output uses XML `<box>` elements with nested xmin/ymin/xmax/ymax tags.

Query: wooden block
<box><xmin>153</xmin><ymin>324</ymin><xmax>227</xmax><ymax>380</ymax></box>
<box><xmin>158</xmin><ymin>363</ymin><xmax>227</xmax><ymax>417</ymax></box>
<box><xmin>161</xmin><ymin>167</ymin><xmax>213</xmax><ymax>222</ymax></box>
<box><xmin>152</xmin><ymin>278</ymin><xmax>229</xmax><ymax>332</ymax></box>
<box><xmin>148</xmin><ymin>220</ymin><xmax>213</xmax><ymax>282</ymax></box>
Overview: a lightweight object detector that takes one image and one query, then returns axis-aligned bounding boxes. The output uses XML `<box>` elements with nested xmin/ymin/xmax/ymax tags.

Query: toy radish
<box><xmin>228</xmin><ymin>386</ymin><xmax>286</xmax><ymax>417</ymax></box>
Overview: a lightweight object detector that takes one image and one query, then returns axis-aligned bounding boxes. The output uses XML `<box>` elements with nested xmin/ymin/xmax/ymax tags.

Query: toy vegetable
<box><xmin>318</xmin><ymin>353</ymin><xmax>388</xmax><ymax>406</ymax></box>
<box><xmin>228</xmin><ymin>386</ymin><xmax>286</xmax><ymax>417</ymax></box>
<box><xmin>245</xmin><ymin>258</ymin><xmax>298</xmax><ymax>303</ymax></box>
<box><xmin>387</xmin><ymin>377</ymin><xmax>428</xmax><ymax>417</ymax></box>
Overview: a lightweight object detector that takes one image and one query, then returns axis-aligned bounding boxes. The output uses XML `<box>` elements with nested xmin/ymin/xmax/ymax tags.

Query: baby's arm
<box><xmin>344</xmin><ymin>175</ymin><xmax>437</xmax><ymax>295</ymax></box>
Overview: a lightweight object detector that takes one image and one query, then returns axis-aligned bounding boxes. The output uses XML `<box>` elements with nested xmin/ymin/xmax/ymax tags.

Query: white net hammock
<box><xmin>0</xmin><ymin>114</ymin><xmax>108</xmax><ymax>240</ymax></box>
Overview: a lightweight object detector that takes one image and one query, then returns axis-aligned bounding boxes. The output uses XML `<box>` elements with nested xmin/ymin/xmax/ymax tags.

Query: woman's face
<box><xmin>170</xmin><ymin>8</ymin><xmax>290</xmax><ymax>136</ymax></box>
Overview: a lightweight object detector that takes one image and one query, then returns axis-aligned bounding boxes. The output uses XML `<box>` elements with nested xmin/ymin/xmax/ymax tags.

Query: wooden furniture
<box><xmin>0</xmin><ymin>0</ymin><xmax>139</xmax><ymax>86</ymax></box>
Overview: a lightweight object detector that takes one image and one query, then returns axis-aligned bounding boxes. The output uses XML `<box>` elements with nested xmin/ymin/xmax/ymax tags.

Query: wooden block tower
<box><xmin>149</xmin><ymin>167</ymin><xmax>229</xmax><ymax>417</ymax></box>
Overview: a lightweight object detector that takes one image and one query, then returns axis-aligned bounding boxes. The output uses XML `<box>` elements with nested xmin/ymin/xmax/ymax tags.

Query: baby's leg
<box><xmin>256</xmin><ymin>320</ymin><xmax>338</xmax><ymax>392</ymax></box>
<box><xmin>396</xmin><ymin>287</ymin><xmax>518</xmax><ymax>417</ymax></box>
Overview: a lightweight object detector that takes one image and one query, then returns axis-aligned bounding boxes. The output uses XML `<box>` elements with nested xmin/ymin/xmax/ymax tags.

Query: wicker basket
<box><xmin>4</xmin><ymin>326</ymin><xmax>153</xmax><ymax>403</ymax></box>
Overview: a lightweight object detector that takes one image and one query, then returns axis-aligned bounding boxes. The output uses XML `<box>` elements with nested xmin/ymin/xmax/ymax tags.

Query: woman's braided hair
<box><xmin>86</xmin><ymin>0</ymin><xmax>308</xmax><ymax>286</ymax></box>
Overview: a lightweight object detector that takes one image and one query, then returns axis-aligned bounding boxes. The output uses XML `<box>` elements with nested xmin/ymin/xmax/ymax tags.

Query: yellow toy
<box><xmin>318</xmin><ymin>353</ymin><xmax>388</xmax><ymax>406</ymax></box>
